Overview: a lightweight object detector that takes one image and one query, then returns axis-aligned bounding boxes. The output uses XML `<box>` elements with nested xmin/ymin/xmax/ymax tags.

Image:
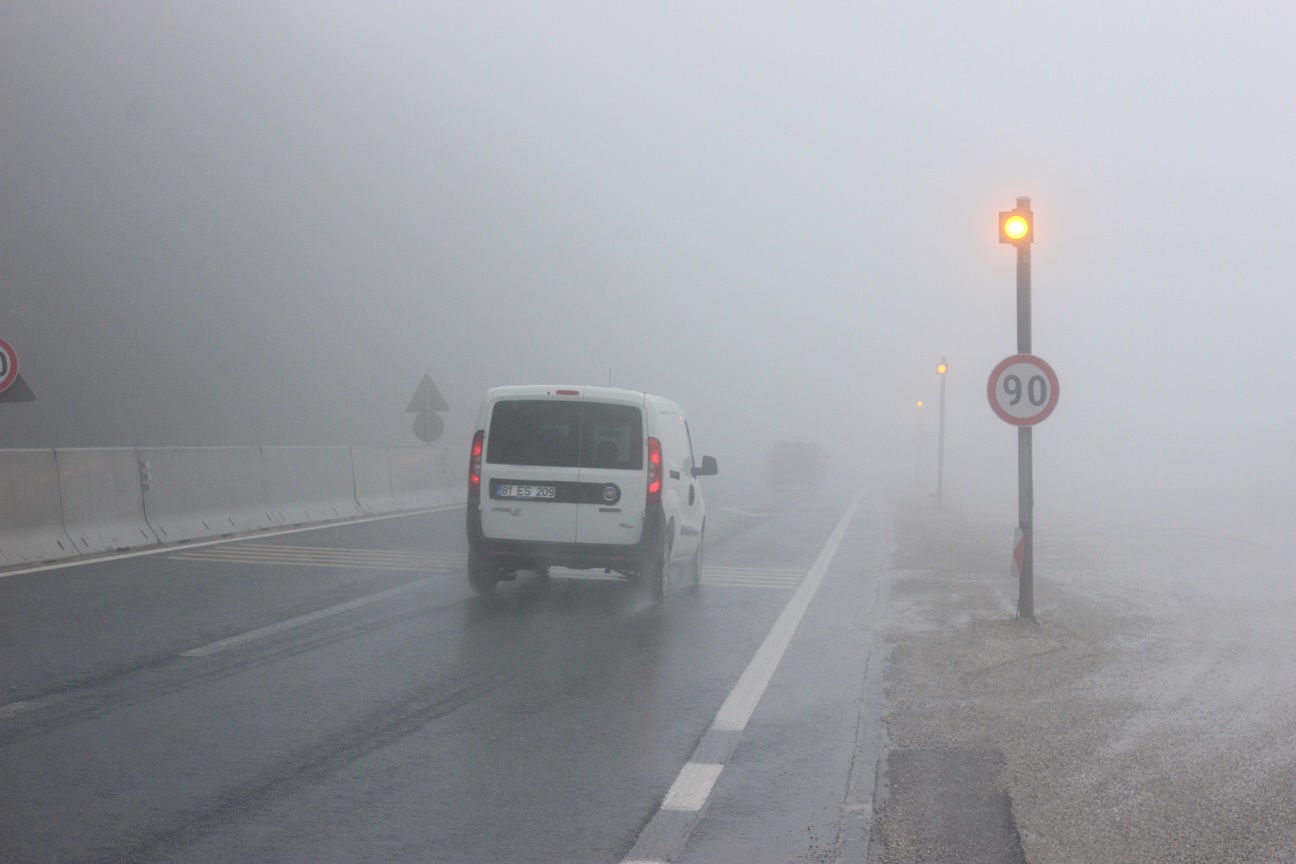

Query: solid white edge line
<box><xmin>711</xmin><ymin>492</ymin><xmax>862</xmax><ymax>733</ymax></box>
<box><xmin>620</xmin><ymin>494</ymin><xmax>864</xmax><ymax>863</ymax></box>
<box><xmin>660</xmin><ymin>763</ymin><xmax>725</xmax><ymax>812</ymax></box>
<box><xmin>0</xmin><ymin>503</ymin><xmax>465</xmax><ymax>580</ymax></box>
<box><xmin>180</xmin><ymin>577</ymin><xmax>435</xmax><ymax>657</ymax></box>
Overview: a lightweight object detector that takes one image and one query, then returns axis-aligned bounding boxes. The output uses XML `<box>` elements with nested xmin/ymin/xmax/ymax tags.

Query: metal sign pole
<box><xmin>1014</xmin><ymin>196</ymin><xmax>1035</xmax><ymax>622</ymax></box>
<box><xmin>937</xmin><ymin>360</ymin><xmax>947</xmax><ymax>508</ymax></box>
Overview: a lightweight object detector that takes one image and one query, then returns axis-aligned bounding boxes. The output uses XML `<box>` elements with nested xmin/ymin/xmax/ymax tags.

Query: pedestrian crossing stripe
<box><xmin>168</xmin><ymin>543</ymin><xmax>465</xmax><ymax>572</ymax></box>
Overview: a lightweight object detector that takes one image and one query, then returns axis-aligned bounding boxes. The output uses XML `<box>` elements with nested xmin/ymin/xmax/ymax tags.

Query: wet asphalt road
<box><xmin>0</xmin><ymin>479</ymin><xmax>890</xmax><ymax>864</ymax></box>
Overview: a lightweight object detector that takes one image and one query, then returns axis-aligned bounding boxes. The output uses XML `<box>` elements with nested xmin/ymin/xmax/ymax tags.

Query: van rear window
<box><xmin>487</xmin><ymin>400</ymin><xmax>643</xmax><ymax>469</ymax></box>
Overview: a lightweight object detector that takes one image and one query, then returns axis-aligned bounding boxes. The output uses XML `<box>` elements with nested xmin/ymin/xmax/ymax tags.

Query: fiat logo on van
<box><xmin>601</xmin><ymin>484</ymin><xmax>620</xmax><ymax>504</ymax></box>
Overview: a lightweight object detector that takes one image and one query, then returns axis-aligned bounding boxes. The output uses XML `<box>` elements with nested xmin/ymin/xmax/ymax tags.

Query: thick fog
<box><xmin>1</xmin><ymin>1</ymin><xmax>1292</xmax><ymax>526</ymax></box>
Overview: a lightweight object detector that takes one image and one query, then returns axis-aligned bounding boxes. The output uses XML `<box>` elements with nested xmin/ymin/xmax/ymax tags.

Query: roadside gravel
<box><xmin>873</xmin><ymin>502</ymin><xmax>1296</xmax><ymax>864</ymax></box>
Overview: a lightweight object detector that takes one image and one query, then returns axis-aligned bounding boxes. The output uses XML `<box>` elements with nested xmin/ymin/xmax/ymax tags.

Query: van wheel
<box><xmin>686</xmin><ymin>528</ymin><xmax>704</xmax><ymax>584</ymax></box>
<box><xmin>467</xmin><ymin>549</ymin><xmax>499</xmax><ymax>595</ymax></box>
<box><xmin>647</xmin><ymin>529</ymin><xmax>672</xmax><ymax>602</ymax></box>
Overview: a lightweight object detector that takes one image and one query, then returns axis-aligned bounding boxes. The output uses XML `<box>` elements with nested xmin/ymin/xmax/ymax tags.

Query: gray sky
<box><xmin>1</xmin><ymin>1</ymin><xmax>1292</xmax><ymax>519</ymax></box>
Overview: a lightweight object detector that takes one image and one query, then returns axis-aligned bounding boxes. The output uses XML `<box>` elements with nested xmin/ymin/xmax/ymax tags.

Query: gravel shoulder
<box><xmin>872</xmin><ymin>500</ymin><xmax>1296</xmax><ymax>864</ymax></box>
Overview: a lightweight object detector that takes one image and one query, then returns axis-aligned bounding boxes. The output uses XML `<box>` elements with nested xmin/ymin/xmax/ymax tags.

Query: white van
<box><xmin>466</xmin><ymin>385</ymin><xmax>718</xmax><ymax>598</ymax></box>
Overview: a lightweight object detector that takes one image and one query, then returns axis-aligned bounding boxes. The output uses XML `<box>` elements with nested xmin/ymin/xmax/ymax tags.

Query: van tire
<box><xmin>467</xmin><ymin>549</ymin><xmax>499</xmax><ymax>595</ymax></box>
<box><xmin>686</xmin><ymin>527</ymin><xmax>704</xmax><ymax>584</ymax></box>
<box><xmin>646</xmin><ymin>528</ymin><xmax>671</xmax><ymax>602</ymax></box>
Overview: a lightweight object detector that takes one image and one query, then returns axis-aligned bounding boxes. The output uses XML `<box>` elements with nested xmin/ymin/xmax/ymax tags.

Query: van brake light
<box><xmin>469</xmin><ymin>430</ymin><xmax>484</xmax><ymax>498</ymax></box>
<box><xmin>646</xmin><ymin>437</ymin><xmax>662</xmax><ymax>504</ymax></box>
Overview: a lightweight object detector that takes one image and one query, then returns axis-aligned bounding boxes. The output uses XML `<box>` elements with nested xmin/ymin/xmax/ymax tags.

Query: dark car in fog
<box><xmin>767</xmin><ymin>441</ymin><xmax>827</xmax><ymax>487</ymax></box>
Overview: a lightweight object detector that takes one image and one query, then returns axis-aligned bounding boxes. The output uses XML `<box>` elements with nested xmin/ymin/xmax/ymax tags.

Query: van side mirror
<box><xmin>692</xmin><ymin>455</ymin><xmax>718</xmax><ymax>477</ymax></box>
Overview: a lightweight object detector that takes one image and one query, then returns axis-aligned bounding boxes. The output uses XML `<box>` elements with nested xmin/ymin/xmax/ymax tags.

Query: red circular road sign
<box><xmin>0</xmin><ymin>337</ymin><xmax>17</xmax><ymax>393</ymax></box>
<box><xmin>987</xmin><ymin>354</ymin><xmax>1059</xmax><ymax>426</ymax></box>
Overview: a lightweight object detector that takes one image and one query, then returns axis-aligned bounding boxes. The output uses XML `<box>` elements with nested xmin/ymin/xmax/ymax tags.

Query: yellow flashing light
<box><xmin>999</xmin><ymin>208</ymin><xmax>1033</xmax><ymax>245</ymax></box>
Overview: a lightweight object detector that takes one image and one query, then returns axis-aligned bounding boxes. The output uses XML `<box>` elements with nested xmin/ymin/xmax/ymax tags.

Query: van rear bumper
<box><xmin>467</xmin><ymin>505</ymin><xmax>663</xmax><ymax>576</ymax></box>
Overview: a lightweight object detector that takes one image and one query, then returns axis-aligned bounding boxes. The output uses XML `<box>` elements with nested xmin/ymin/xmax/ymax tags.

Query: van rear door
<box><xmin>574</xmin><ymin>398</ymin><xmax>647</xmax><ymax>546</ymax></box>
<box><xmin>480</xmin><ymin>397</ymin><xmax>581</xmax><ymax>543</ymax></box>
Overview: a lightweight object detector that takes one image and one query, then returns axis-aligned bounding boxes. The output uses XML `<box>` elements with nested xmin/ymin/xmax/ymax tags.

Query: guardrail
<box><xmin>0</xmin><ymin>446</ymin><xmax>465</xmax><ymax>568</ymax></box>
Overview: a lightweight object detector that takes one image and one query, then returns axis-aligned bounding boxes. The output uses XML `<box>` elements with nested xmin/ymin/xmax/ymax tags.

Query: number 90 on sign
<box><xmin>987</xmin><ymin>354</ymin><xmax>1059</xmax><ymax>426</ymax></box>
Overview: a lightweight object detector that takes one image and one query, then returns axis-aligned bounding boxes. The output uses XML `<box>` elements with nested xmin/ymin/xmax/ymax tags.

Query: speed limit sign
<box><xmin>987</xmin><ymin>354</ymin><xmax>1059</xmax><ymax>426</ymax></box>
<box><xmin>0</xmin><ymin>337</ymin><xmax>17</xmax><ymax>394</ymax></box>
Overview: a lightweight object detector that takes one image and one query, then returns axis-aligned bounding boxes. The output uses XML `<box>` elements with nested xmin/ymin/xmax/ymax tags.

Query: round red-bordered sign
<box><xmin>0</xmin><ymin>337</ymin><xmax>17</xmax><ymax>394</ymax></box>
<box><xmin>987</xmin><ymin>354</ymin><xmax>1059</xmax><ymax>426</ymax></box>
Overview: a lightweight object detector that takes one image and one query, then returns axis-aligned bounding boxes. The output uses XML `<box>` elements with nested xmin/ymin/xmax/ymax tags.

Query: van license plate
<box><xmin>495</xmin><ymin>483</ymin><xmax>556</xmax><ymax>500</ymax></box>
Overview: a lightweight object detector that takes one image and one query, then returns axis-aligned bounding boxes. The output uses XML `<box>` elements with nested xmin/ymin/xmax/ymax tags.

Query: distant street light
<box><xmin>936</xmin><ymin>358</ymin><xmax>948</xmax><ymax>508</ymax></box>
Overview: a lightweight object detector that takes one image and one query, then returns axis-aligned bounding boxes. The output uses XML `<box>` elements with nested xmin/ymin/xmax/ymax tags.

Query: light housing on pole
<box><xmin>999</xmin><ymin>207</ymin><xmax>1033</xmax><ymax>245</ymax></box>
<box><xmin>936</xmin><ymin>361</ymin><xmax>948</xmax><ymax>375</ymax></box>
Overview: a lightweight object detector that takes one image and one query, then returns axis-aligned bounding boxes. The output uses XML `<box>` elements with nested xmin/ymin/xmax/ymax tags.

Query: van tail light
<box><xmin>468</xmin><ymin>430</ymin><xmax>484</xmax><ymax>500</ymax></box>
<box><xmin>646</xmin><ymin>437</ymin><xmax>662</xmax><ymax>505</ymax></box>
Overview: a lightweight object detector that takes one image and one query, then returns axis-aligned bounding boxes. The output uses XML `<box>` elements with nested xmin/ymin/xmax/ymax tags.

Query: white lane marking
<box><xmin>544</xmin><ymin>571</ymin><xmax>624</xmax><ymax>582</ymax></box>
<box><xmin>167</xmin><ymin>550</ymin><xmax>462</xmax><ymax>573</ymax></box>
<box><xmin>712</xmin><ymin>493</ymin><xmax>861</xmax><ymax>732</ymax></box>
<box><xmin>703</xmin><ymin>565</ymin><xmax>804</xmax><ymax>576</ymax></box>
<box><xmin>660</xmin><ymin>763</ymin><xmax>725</xmax><ymax>812</ymax></box>
<box><xmin>168</xmin><ymin>556</ymin><xmax>440</xmax><ymax>572</ymax></box>
<box><xmin>619</xmin><ymin>494</ymin><xmax>864</xmax><ymax>864</ymax></box>
<box><xmin>240</xmin><ymin>543</ymin><xmax>454</xmax><ymax>557</ymax></box>
<box><xmin>701</xmin><ymin>579</ymin><xmax>799</xmax><ymax>590</ymax></box>
<box><xmin>700</xmin><ymin>567</ymin><xmax>803</xmax><ymax>590</ymax></box>
<box><xmin>0</xmin><ymin>700</ymin><xmax>42</xmax><ymax>720</ymax></box>
<box><xmin>172</xmin><ymin>544</ymin><xmax>461</xmax><ymax>561</ymax></box>
<box><xmin>166</xmin><ymin>544</ymin><xmax>465</xmax><ymax>571</ymax></box>
<box><xmin>0</xmin><ymin>503</ymin><xmax>465</xmax><ymax>580</ymax></box>
<box><xmin>180</xmin><ymin>577</ymin><xmax>435</xmax><ymax>657</ymax></box>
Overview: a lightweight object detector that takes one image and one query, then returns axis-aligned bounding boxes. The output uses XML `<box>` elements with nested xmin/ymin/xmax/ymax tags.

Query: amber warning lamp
<box><xmin>999</xmin><ymin>207</ymin><xmax>1033</xmax><ymax>245</ymax></box>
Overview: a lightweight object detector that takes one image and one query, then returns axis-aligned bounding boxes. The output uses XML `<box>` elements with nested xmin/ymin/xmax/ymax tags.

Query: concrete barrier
<box><xmin>55</xmin><ymin>448</ymin><xmax>158</xmax><ymax>555</ymax></box>
<box><xmin>0</xmin><ymin>449</ymin><xmax>78</xmax><ymax>565</ymax></box>
<box><xmin>260</xmin><ymin>446</ymin><xmax>364</xmax><ymax>525</ymax></box>
<box><xmin>351</xmin><ymin>446</ymin><xmax>398</xmax><ymax>514</ymax></box>
<box><xmin>387</xmin><ymin>446</ymin><xmax>448</xmax><ymax>509</ymax></box>
<box><xmin>139</xmin><ymin>446</ymin><xmax>275</xmax><ymax>543</ymax></box>
<box><xmin>0</xmin><ymin>443</ymin><xmax>464</xmax><ymax>572</ymax></box>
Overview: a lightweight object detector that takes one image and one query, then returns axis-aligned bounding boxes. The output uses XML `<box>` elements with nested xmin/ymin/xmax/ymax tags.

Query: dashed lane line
<box><xmin>179</xmin><ymin>577</ymin><xmax>436</xmax><ymax>658</ymax></box>
<box><xmin>0</xmin><ymin>700</ymin><xmax>42</xmax><ymax>720</ymax></box>
<box><xmin>660</xmin><ymin>763</ymin><xmax>726</xmax><ymax>811</ymax></box>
